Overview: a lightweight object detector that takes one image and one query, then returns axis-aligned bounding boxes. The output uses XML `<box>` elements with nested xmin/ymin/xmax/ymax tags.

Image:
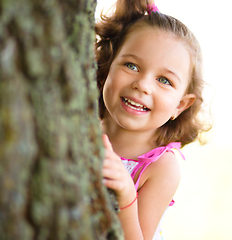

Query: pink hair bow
<box><xmin>147</xmin><ymin>3</ymin><xmax>159</xmax><ymax>14</ymax></box>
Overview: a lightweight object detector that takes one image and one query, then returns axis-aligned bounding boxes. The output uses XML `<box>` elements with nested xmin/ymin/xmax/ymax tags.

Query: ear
<box><xmin>174</xmin><ymin>94</ymin><xmax>196</xmax><ymax>118</ymax></box>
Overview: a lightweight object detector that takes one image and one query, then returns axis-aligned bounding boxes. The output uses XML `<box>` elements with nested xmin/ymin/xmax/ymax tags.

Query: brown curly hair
<box><xmin>95</xmin><ymin>0</ymin><xmax>210</xmax><ymax>147</ymax></box>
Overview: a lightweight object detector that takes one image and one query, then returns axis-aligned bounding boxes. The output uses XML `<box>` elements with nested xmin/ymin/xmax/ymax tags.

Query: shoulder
<box><xmin>136</xmin><ymin>151</ymin><xmax>182</xmax><ymax>238</ymax></box>
<box><xmin>139</xmin><ymin>151</ymin><xmax>182</xmax><ymax>191</ymax></box>
<box><xmin>149</xmin><ymin>151</ymin><xmax>181</xmax><ymax>184</ymax></box>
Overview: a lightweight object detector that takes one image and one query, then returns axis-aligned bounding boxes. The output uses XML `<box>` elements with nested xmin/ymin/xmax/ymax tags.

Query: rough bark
<box><xmin>0</xmin><ymin>0</ymin><xmax>123</xmax><ymax>239</ymax></box>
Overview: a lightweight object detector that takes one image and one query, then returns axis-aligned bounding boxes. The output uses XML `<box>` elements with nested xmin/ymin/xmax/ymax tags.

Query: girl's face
<box><xmin>102</xmin><ymin>27</ymin><xmax>195</xmax><ymax>134</ymax></box>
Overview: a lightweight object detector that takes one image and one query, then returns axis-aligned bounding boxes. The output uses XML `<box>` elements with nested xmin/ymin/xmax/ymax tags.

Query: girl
<box><xmin>95</xmin><ymin>1</ymin><xmax>208</xmax><ymax>239</ymax></box>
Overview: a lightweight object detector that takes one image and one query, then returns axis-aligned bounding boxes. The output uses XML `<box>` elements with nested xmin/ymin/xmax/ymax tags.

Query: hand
<box><xmin>102</xmin><ymin>134</ymin><xmax>137</xmax><ymax>207</ymax></box>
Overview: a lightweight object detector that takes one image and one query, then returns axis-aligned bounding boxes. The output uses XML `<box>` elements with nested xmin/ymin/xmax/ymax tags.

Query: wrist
<box><xmin>120</xmin><ymin>192</ymin><xmax>138</xmax><ymax>210</ymax></box>
<box><xmin>118</xmin><ymin>187</ymin><xmax>138</xmax><ymax>209</ymax></box>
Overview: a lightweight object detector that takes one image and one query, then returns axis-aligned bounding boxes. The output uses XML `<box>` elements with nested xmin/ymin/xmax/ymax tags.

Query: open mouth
<box><xmin>121</xmin><ymin>97</ymin><xmax>150</xmax><ymax>112</ymax></box>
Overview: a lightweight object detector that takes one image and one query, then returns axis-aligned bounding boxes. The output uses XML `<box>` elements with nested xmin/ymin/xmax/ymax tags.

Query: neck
<box><xmin>101</xmin><ymin>118</ymin><xmax>157</xmax><ymax>159</ymax></box>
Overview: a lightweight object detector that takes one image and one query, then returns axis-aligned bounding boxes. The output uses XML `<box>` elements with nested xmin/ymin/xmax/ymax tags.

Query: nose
<box><xmin>131</xmin><ymin>74</ymin><xmax>153</xmax><ymax>95</ymax></box>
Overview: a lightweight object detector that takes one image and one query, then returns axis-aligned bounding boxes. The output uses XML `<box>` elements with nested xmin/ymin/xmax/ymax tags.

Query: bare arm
<box><xmin>102</xmin><ymin>134</ymin><xmax>143</xmax><ymax>239</ymax></box>
<box><xmin>102</xmin><ymin>135</ymin><xmax>181</xmax><ymax>240</ymax></box>
<box><xmin>137</xmin><ymin>152</ymin><xmax>181</xmax><ymax>239</ymax></box>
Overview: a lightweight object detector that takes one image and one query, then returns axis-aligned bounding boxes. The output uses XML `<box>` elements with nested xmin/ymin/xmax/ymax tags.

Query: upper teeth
<box><xmin>124</xmin><ymin>98</ymin><xmax>145</xmax><ymax>108</ymax></box>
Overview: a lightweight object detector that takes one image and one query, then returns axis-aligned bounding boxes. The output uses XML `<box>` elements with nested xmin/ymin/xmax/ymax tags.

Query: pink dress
<box><xmin>121</xmin><ymin>142</ymin><xmax>185</xmax><ymax>240</ymax></box>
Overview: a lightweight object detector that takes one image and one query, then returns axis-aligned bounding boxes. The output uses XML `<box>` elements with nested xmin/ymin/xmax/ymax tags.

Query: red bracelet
<box><xmin>120</xmin><ymin>192</ymin><xmax>138</xmax><ymax>210</ymax></box>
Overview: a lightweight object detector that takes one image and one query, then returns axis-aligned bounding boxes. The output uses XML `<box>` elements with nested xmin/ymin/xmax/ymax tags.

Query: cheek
<box><xmin>103</xmin><ymin>77</ymin><xmax>113</xmax><ymax>98</ymax></box>
<box><xmin>156</xmin><ymin>94</ymin><xmax>180</xmax><ymax>114</ymax></box>
<box><xmin>164</xmin><ymin>93</ymin><xmax>178</xmax><ymax>105</ymax></box>
<box><xmin>103</xmin><ymin>71</ymin><xmax>123</xmax><ymax>98</ymax></box>
<box><xmin>102</xmin><ymin>76</ymin><xmax>117</xmax><ymax>109</ymax></box>
<box><xmin>102</xmin><ymin>82</ymin><xmax>110</xmax><ymax>106</ymax></box>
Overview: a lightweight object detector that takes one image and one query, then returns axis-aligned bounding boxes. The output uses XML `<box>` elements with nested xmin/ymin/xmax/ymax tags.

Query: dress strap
<box><xmin>133</xmin><ymin>142</ymin><xmax>185</xmax><ymax>191</ymax></box>
<box><xmin>166</xmin><ymin>142</ymin><xmax>185</xmax><ymax>160</ymax></box>
<box><xmin>137</xmin><ymin>142</ymin><xmax>185</xmax><ymax>162</ymax></box>
<box><xmin>133</xmin><ymin>162</ymin><xmax>152</xmax><ymax>190</ymax></box>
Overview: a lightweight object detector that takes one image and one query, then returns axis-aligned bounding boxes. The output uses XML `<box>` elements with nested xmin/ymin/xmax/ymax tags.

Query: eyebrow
<box><xmin>120</xmin><ymin>53</ymin><xmax>143</xmax><ymax>61</ymax></box>
<box><xmin>163</xmin><ymin>68</ymin><xmax>182</xmax><ymax>83</ymax></box>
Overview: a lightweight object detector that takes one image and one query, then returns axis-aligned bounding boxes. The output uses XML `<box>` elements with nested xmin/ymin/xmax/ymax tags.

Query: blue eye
<box><xmin>126</xmin><ymin>63</ymin><xmax>138</xmax><ymax>71</ymax></box>
<box><xmin>157</xmin><ymin>77</ymin><xmax>171</xmax><ymax>85</ymax></box>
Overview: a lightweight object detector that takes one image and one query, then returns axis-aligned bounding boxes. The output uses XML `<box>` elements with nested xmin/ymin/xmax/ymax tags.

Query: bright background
<box><xmin>95</xmin><ymin>1</ymin><xmax>232</xmax><ymax>239</ymax></box>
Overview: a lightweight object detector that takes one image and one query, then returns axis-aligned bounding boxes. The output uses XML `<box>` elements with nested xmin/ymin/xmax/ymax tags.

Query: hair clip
<box><xmin>147</xmin><ymin>3</ymin><xmax>159</xmax><ymax>15</ymax></box>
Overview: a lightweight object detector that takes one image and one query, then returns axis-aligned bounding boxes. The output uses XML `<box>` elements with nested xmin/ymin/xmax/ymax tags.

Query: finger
<box><xmin>102</xmin><ymin>166</ymin><xmax>122</xmax><ymax>179</ymax></box>
<box><xmin>103</xmin><ymin>158</ymin><xmax>115</xmax><ymax>168</ymax></box>
<box><xmin>103</xmin><ymin>156</ymin><xmax>123</xmax><ymax>170</ymax></box>
<box><xmin>102</xmin><ymin>178</ymin><xmax>124</xmax><ymax>192</ymax></box>
<box><xmin>102</xmin><ymin>134</ymin><xmax>113</xmax><ymax>151</ymax></box>
<box><xmin>104</xmin><ymin>152</ymin><xmax>123</xmax><ymax>169</ymax></box>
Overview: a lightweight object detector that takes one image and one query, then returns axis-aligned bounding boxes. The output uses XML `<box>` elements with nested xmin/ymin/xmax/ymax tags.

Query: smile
<box><xmin>122</xmin><ymin>97</ymin><xmax>150</xmax><ymax>112</ymax></box>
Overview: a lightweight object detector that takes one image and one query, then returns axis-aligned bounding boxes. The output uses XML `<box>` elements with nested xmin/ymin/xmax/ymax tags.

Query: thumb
<box><xmin>102</xmin><ymin>134</ymin><xmax>113</xmax><ymax>151</ymax></box>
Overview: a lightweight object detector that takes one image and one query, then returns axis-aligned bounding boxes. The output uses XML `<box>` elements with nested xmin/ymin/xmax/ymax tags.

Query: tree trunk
<box><xmin>0</xmin><ymin>0</ymin><xmax>123</xmax><ymax>239</ymax></box>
